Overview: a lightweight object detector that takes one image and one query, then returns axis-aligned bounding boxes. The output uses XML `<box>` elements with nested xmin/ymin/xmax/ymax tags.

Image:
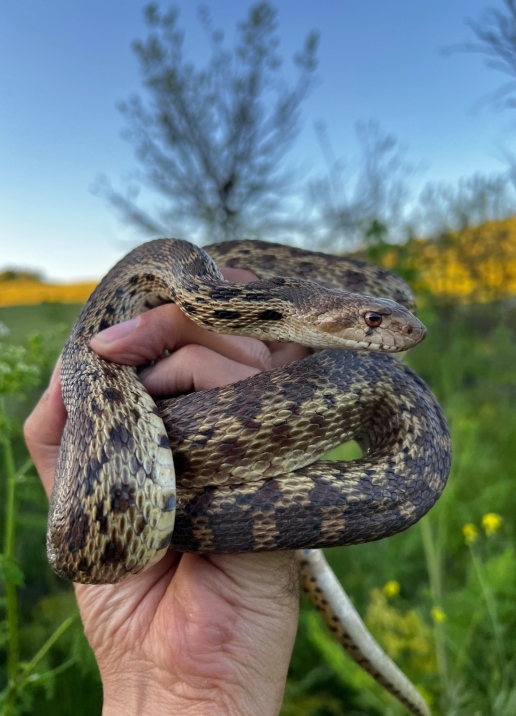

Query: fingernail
<box><xmin>95</xmin><ymin>317</ymin><xmax>140</xmax><ymax>344</ymax></box>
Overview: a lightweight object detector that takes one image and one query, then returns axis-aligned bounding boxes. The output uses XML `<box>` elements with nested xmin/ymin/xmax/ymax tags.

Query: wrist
<box><xmin>86</xmin><ymin>552</ymin><xmax>299</xmax><ymax>716</ymax></box>
<box><xmin>101</xmin><ymin>669</ymin><xmax>274</xmax><ymax>716</ymax></box>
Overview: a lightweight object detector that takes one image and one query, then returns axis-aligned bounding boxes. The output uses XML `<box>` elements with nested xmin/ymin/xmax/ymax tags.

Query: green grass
<box><xmin>0</xmin><ymin>304</ymin><xmax>81</xmax><ymax>346</ymax></box>
<box><xmin>0</xmin><ymin>299</ymin><xmax>515</xmax><ymax>715</ymax></box>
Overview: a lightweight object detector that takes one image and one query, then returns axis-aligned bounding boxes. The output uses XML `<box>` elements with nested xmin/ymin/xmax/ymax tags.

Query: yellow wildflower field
<box><xmin>0</xmin><ymin>280</ymin><xmax>98</xmax><ymax>307</ymax></box>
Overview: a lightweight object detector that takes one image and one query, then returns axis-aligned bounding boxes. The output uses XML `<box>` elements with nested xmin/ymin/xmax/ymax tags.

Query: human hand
<box><xmin>24</xmin><ymin>267</ymin><xmax>309</xmax><ymax>716</ymax></box>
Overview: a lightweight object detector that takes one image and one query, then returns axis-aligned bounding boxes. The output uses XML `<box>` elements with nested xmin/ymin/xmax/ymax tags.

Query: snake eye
<box><xmin>365</xmin><ymin>311</ymin><xmax>382</xmax><ymax>328</ymax></box>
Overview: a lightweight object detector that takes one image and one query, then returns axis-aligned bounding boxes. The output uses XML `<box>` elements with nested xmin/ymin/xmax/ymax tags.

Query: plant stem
<box><xmin>420</xmin><ymin>516</ymin><xmax>449</xmax><ymax>691</ymax></box>
<box><xmin>1</xmin><ymin>415</ymin><xmax>20</xmax><ymax>689</ymax></box>
<box><xmin>0</xmin><ymin>393</ymin><xmax>76</xmax><ymax>712</ymax></box>
<box><xmin>1</xmin><ymin>397</ymin><xmax>20</xmax><ymax>716</ymax></box>
<box><xmin>15</xmin><ymin>614</ymin><xmax>78</xmax><ymax>692</ymax></box>
<box><xmin>469</xmin><ymin>546</ymin><xmax>506</xmax><ymax>687</ymax></box>
<box><xmin>3</xmin><ymin>614</ymin><xmax>78</xmax><ymax>709</ymax></box>
<box><xmin>14</xmin><ymin>456</ymin><xmax>34</xmax><ymax>483</ymax></box>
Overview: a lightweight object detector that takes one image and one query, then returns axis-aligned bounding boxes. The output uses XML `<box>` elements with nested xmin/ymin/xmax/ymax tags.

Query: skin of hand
<box><xmin>24</xmin><ymin>267</ymin><xmax>310</xmax><ymax>716</ymax></box>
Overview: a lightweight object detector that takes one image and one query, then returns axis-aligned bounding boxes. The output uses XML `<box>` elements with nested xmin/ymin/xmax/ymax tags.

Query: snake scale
<box><xmin>48</xmin><ymin>238</ymin><xmax>451</xmax><ymax>716</ymax></box>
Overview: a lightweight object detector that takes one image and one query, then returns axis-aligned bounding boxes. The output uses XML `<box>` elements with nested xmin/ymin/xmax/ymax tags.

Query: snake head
<box><xmin>313</xmin><ymin>295</ymin><xmax>427</xmax><ymax>352</ymax></box>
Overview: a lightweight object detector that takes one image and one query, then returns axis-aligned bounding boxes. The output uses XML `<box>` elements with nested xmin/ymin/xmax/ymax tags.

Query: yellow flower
<box><xmin>430</xmin><ymin>607</ymin><xmax>447</xmax><ymax>623</ymax></box>
<box><xmin>482</xmin><ymin>513</ymin><xmax>503</xmax><ymax>536</ymax></box>
<box><xmin>462</xmin><ymin>523</ymin><xmax>478</xmax><ymax>545</ymax></box>
<box><xmin>382</xmin><ymin>580</ymin><xmax>400</xmax><ymax>598</ymax></box>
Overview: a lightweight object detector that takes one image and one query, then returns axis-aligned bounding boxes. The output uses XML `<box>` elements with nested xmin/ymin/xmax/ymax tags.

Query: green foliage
<box><xmin>0</xmin><ymin>333</ymin><xmax>45</xmax><ymax>398</ymax></box>
<box><xmin>0</xmin><ymin>312</ymin><xmax>97</xmax><ymax>716</ymax></box>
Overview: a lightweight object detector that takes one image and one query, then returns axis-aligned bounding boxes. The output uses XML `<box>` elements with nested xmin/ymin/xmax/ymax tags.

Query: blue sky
<box><xmin>1</xmin><ymin>0</ymin><xmax>513</xmax><ymax>281</ymax></box>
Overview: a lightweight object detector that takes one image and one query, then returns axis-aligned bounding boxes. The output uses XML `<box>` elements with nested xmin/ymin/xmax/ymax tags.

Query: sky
<box><xmin>1</xmin><ymin>0</ymin><xmax>514</xmax><ymax>282</ymax></box>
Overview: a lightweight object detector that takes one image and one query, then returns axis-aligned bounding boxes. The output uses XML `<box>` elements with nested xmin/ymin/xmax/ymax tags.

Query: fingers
<box><xmin>23</xmin><ymin>359</ymin><xmax>67</xmax><ymax>497</ymax></box>
<box><xmin>139</xmin><ymin>344</ymin><xmax>260</xmax><ymax>396</ymax></box>
<box><xmin>89</xmin><ymin>265</ymin><xmax>309</xmax><ymax>373</ymax></box>
<box><xmin>219</xmin><ymin>267</ymin><xmax>257</xmax><ymax>283</ymax></box>
<box><xmin>90</xmin><ymin>304</ymin><xmax>273</xmax><ymax>373</ymax></box>
<box><xmin>267</xmin><ymin>341</ymin><xmax>312</xmax><ymax>368</ymax></box>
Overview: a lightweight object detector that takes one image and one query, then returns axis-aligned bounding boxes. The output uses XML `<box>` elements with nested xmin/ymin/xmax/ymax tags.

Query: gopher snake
<box><xmin>48</xmin><ymin>238</ymin><xmax>451</xmax><ymax>716</ymax></box>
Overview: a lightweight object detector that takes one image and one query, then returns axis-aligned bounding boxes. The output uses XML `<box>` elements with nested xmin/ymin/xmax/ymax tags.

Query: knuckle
<box><xmin>252</xmin><ymin>341</ymin><xmax>273</xmax><ymax>372</ymax></box>
<box><xmin>180</xmin><ymin>343</ymin><xmax>210</xmax><ymax>365</ymax></box>
<box><xmin>139</xmin><ymin>304</ymin><xmax>175</xmax><ymax>333</ymax></box>
<box><xmin>23</xmin><ymin>412</ymin><xmax>37</xmax><ymax>447</ymax></box>
<box><xmin>136</xmin><ymin>305</ymin><xmax>178</xmax><ymax>356</ymax></box>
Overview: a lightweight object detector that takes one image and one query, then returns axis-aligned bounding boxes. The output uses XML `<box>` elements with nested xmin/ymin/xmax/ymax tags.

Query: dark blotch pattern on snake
<box><xmin>47</xmin><ymin>238</ymin><xmax>451</xmax><ymax>716</ymax></box>
<box><xmin>162</xmin><ymin>349</ymin><xmax>449</xmax><ymax>557</ymax></box>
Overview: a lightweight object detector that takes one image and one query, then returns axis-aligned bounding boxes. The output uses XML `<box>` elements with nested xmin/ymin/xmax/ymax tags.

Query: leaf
<box><xmin>0</xmin><ymin>555</ymin><xmax>25</xmax><ymax>586</ymax></box>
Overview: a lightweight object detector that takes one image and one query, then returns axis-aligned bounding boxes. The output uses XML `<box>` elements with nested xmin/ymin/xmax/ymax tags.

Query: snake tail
<box><xmin>298</xmin><ymin>549</ymin><xmax>430</xmax><ymax>716</ymax></box>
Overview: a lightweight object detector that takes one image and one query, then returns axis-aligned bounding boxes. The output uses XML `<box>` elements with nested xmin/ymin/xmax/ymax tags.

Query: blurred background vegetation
<box><xmin>1</xmin><ymin>2</ymin><xmax>516</xmax><ymax>715</ymax></box>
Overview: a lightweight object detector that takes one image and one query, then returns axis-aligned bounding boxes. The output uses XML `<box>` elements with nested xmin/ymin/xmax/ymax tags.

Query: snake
<box><xmin>47</xmin><ymin>238</ymin><xmax>451</xmax><ymax>716</ymax></box>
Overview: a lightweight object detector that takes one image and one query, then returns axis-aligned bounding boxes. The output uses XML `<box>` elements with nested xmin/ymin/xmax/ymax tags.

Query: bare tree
<box><xmin>415</xmin><ymin>172</ymin><xmax>515</xmax><ymax>236</ymax></box>
<box><xmin>307</xmin><ymin>119</ymin><xmax>515</xmax><ymax>254</ymax></box>
<box><xmin>447</xmin><ymin>0</ymin><xmax>516</xmax><ymax>205</ymax></box>
<box><xmin>450</xmin><ymin>0</ymin><xmax>516</xmax><ymax>110</ymax></box>
<box><xmin>96</xmin><ymin>2</ymin><xmax>318</xmax><ymax>243</ymax></box>
<box><xmin>308</xmin><ymin>120</ymin><xmax>414</xmax><ymax>251</ymax></box>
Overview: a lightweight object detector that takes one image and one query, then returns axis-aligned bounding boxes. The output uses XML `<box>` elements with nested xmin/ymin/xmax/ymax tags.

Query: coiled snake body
<box><xmin>48</xmin><ymin>239</ymin><xmax>451</xmax><ymax>716</ymax></box>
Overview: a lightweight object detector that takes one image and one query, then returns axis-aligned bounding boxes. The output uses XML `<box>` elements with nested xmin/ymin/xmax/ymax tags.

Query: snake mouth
<box><xmin>372</xmin><ymin>344</ymin><xmax>404</xmax><ymax>353</ymax></box>
<box><xmin>343</xmin><ymin>339</ymin><xmax>406</xmax><ymax>353</ymax></box>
